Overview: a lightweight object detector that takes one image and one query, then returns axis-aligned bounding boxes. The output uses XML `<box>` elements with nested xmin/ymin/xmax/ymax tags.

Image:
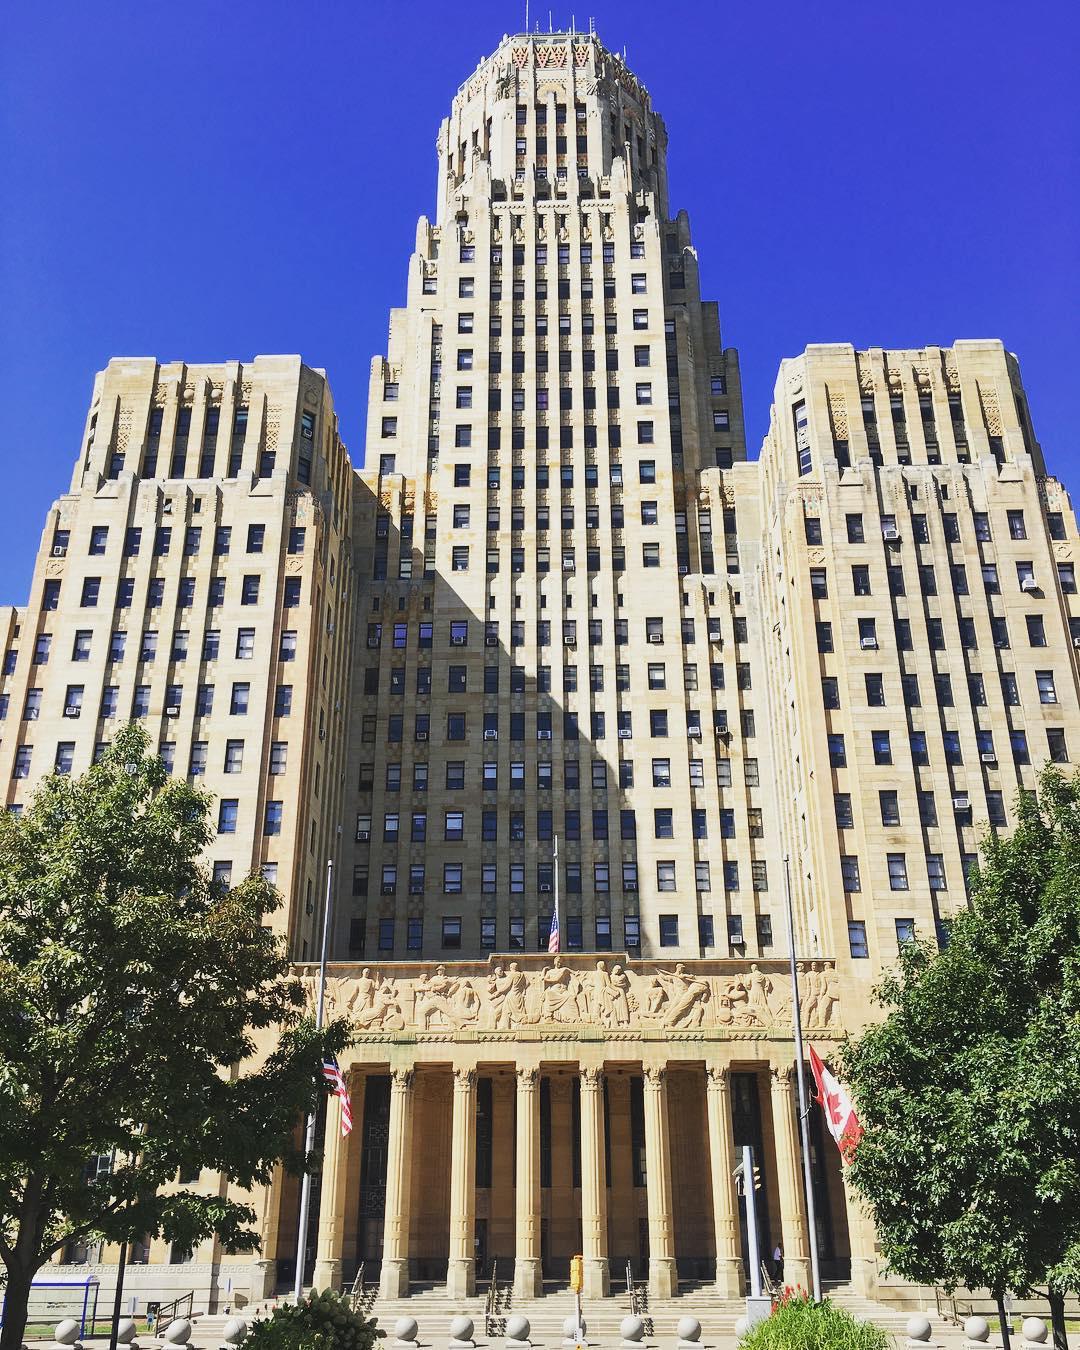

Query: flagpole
<box><xmin>294</xmin><ymin>857</ymin><xmax>335</xmax><ymax>1301</ymax></box>
<box><xmin>782</xmin><ymin>854</ymin><xmax>822</xmax><ymax>1303</ymax></box>
<box><xmin>552</xmin><ymin>834</ymin><xmax>560</xmax><ymax>947</ymax></box>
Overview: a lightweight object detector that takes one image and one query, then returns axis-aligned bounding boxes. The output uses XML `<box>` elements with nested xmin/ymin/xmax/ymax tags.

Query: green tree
<box><xmin>0</xmin><ymin>725</ymin><xmax>350</xmax><ymax>1350</ymax></box>
<box><xmin>842</xmin><ymin>766</ymin><xmax>1080</xmax><ymax>1350</ymax></box>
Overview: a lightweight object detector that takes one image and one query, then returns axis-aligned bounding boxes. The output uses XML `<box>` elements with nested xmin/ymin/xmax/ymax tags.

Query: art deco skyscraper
<box><xmin>345</xmin><ymin>30</ymin><xmax>751</xmax><ymax>963</ymax></box>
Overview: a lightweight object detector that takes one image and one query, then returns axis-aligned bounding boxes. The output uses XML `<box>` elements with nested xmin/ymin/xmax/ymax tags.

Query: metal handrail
<box><xmin>153</xmin><ymin>1291</ymin><xmax>194</xmax><ymax>1334</ymax></box>
<box><xmin>484</xmin><ymin>1260</ymin><xmax>499</xmax><ymax>1336</ymax></box>
<box><xmin>625</xmin><ymin>1259</ymin><xmax>638</xmax><ymax>1316</ymax></box>
<box><xmin>349</xmin><ymin>1263</ymin><xmax>365</xmax><ymax>1309</ymax></box>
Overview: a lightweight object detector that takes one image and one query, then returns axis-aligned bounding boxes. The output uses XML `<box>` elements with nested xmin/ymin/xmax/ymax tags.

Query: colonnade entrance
<box><xmin>288</xmin><ymin>1056</ymin><xmax>863</xmax><ymax>1301</ymax></box>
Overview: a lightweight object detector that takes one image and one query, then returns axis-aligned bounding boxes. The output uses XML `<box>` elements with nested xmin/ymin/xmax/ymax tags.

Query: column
<box><xmin>514</xmin><ymin>1067</ymin><xmax>542</xmax><ymax>1299</ymax></box>
<box><xmin>641</xmin><ymin>1065</ymin><xmax>678</xmax><ymax>1298</ymax></box>
<box><xmin>705</xmin><ymin>1064</ymin><xmax>743</xmax><ymax>1298</ymax></box>
<box><xmin>769</xmin><ymin>1064</ymin><xmax>811</xmax><ymax>1291</ymax></box>
<box><xmin>579</xmin><ymin>1066</ymin><xmax>610</xmax><ymax>1298</ymax></box>
<box><xmin>379</xmin><ymin>1068</ymin><xmax>415</xmax><ymax>1298</ymax></box>
<box><xmin>313</xmin><ymin>1071</ymin><xmax>364</xmax><ymax>1289</ymax></box>
<box><xmin>843</xmin><ymin>1176</ymin><xmax>879</xmax><ymax>1297</ymax></box>
<box><xmin>447</xmin><ymin>1066</ymin><xmax>478</xmax><ymax>1298</ymax></box>
<box><xmin>252</xmin><ymin>1162</ymin><xmax>285</xmax><ymax>1299</ymax></box>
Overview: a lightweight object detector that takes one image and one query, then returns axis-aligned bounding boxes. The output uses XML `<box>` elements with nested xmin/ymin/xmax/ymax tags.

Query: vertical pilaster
<box><xmin>379</xmin><ymin>1068</ymin><xmax>415</xmax><ymax>1299</ymax></box>
<box><xmin>312</xmin><ymin>1070</ymin><xmax>364</xmax><ymax>1290</ymax></box>
<box><xmin>579</xmin><ymin>1065</ymin><xmax>610</xmax><ymax>1297</ymax></box>
<box><xmin>705</xmin><ymin>1064</ymin><xmax>743</xmax><ymax>1297</ymax></box>
<box><xmin>514</xmin><ymin>1067</ymin><xmax>542</xmax><ymax>1299</ymax></box>
<box><xmin>769</xmin><ymin>1064</ymin><xmax>811</xmax><ymax>1291</ymax></box>
<box><xmin>641</xmin><ymin>1065</ymin><xmax>678</xmax><ymax>1298</ymax></box>
<box><xmin>843</xmin><ymin>1175</ymin><xmax>879</xmax><ymax>1297</ymax></box>
<box><xmin>447</xmin><ymin>1066</ymin><xmax>477</xmax><ymax>1298</ymax></box>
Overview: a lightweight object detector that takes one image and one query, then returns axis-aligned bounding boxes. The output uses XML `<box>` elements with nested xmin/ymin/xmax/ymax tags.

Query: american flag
<box><xmin>321</xmin><ymin>1057</ymin><xmax>353</xmax><ymax>1136</ymax></box>
<box><xmin>548</xmin><ymin>908</ymin><xmax>560</xmax><ymax>954</ymax></box>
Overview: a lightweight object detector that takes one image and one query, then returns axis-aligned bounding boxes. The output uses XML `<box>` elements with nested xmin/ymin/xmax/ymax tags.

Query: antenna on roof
<box><xmin>571</xmin><ymin>14</ymin><xmax>575</xmax><ymax>32</ymax></box>
<box><xmin>524</xmin><ymin>0</ymin><xmax>529</xmax><ymax>31</ymax></box>
<box><xmin>549</xmin><ymin>9</ymin><xmax>553</xmax><ymax>30</ymax></box>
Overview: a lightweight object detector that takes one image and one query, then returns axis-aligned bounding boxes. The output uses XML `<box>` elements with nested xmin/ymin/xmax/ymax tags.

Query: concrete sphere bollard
<box><xmin>1022</xmin><ymin>1318</ymin><xmax>1048</xmax><ymax>1345</ymax></box>
<box><xmin>964</xmin><ymin>1316</ymin><xmax>990</xmax><ymax>1343</ymax></box>
<box><xmin>734</xmin><ymin>1317</ymin><xmax>749</xmax><ymax>1338</ymax></box>
<box><xmin>394</xmin><ymin>1316</ymin><xmax>419</xmax><ymax>1346</ymax></box>
<box><xmin>116</xmin><ymin>1316</ymin><xmax>139</xmax><ymax>1345</ymax></box>
<box><xmin>221</xmin><ymin>1317</ymin><xmax>248</xmax><ymax>1346</ymax></box>
<box><xmin>450</xmin><ymin>1314</ymin><xmax>475</xmax><ymax>1344</ymax></box>
<box><xmin>564</xmin><ymin>1314</ymin><xmax>587</xmax><ymax>1339</ymax></box>
<box><xmin>620</xmin><ymin>1314</ymin><xmax>645</xmax><ymax>1344</ymax></box>
<box><xmin>906</xmin><ymin>1315</ymin><xmax>933</xmax><ymax>1343</ymax></box>
<box><xmin>506</xmin><ymin>1314</ymin><xmax>531</xmax><ymax>1343</ymax></box>
<box><xmin>163</xmin><ymin>1319</ymin><xmax>193</xmax><ymax>1347</ymax></box>
<box><xmin>53</xmin><ymin>1321</ymin><xmax>80</xmax><ymax>1346</ymax></box>
<box><xmin>677</xmin><ymin>1316</ymin><xmax>702</xmax><ymax>1344</ymax></box>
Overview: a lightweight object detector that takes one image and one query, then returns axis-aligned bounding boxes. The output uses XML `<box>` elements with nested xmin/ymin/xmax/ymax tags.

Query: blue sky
<box><xmin>1</xmin><ymin>0</ymin><xmax>1076</xmax><ymax>605</ymax></box>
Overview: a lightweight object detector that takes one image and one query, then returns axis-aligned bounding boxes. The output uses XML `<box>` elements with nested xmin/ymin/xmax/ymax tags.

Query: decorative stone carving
<box><xmin>312</xmin><ymin>957</ymin><xmax>839</xmax><ymax>1043</ymax></box>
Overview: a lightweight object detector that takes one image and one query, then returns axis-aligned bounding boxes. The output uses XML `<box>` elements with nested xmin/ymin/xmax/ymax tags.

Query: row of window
<box><xmin>363</xmin><ymin>660</ymin><xmax>738</xmax><ymax>697</ymax></box>
<box><xmin>357</xmin><ymin>707</ymin><xmax>754</xmax><ymax>743</ymax></box>
<box><xmin>365</xmin><ymin>615</ymin><xmax>731</xmax><ymax>648</ymax></box>
<box><xmin>356</xmin><ymin>755</ymin><xmax>762</xmax><ymax>793</ymax></box>
<box><xmin>356</xmin><ymin>805</ymin><xmax>757</xmax><ymax>846</ymax></box>
<box><xmin>823</xmin><ymin>668</ymin><xmax>1061</xmax><ymax>709</ymax></box>
<box><xmin>369</xmin><ymin>909</ymin><xmax>765</xmax><ymax>955</ymax></box>
<box><xmin>837</xmin><ymin>788</ymin><xmax>1012</xmax><ymax>830</ymax></box>
<box><xmin>12</xmin><ymin>738</ymin><xmax>290</xmax><ymax>779</ymax></box>
<box><xmin>442</xmin><ymin>541</ymin><xmax>674</xmax><ymax>572</ymax></box>
<box><xmin>814</xmin><ymin>612</ymin><xmax>1066</xmax><ymax>654</ymax></box>
<box><xmin>840</xmin><ymin>853</ymin><xmax>959</xmax><ymax>893</ymax></box>
<box><xmin>3</xmin><ymin>627</ymin><xmax>298</xmax><ymax>680</ymax></box>
<box><xmin>809</xmin><ymin>560</ymin><xmax>1074</xmax><ymax>600</ymax></box>
<box><xmin>70</xmin><ymin>522</ymin><xmax>306</xmax><ymax>558</ymax></box>
<box><xmin>355</xmin><ymin>856</ymin><xmax>763</xmax><ymax>900</ymax></box>
<box><xmin>823</xmin><ymin>508</ymin><xmax>1068</xmax><ymax>546</ymax></box>
<box><xmin>826</xmin><ymin>725</ymin><xmax>1068</xmax><ymax>768</ymax></box>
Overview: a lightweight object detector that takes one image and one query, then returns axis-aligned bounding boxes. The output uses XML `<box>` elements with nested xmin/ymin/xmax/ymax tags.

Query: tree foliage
<box><xmin>0</xmin><ymin>725</ymin><xmax>350</xmax><ymax>1350</ymax></box>
<box><xmin>842</xmin><ymin>767</ymin><xmax>1080</xmax><ymax>1345</ymax></box>
<box><xmin>242</xmin><ymin>1289</ymin><xmax>378</xmax><ymax>1350</ymax></box>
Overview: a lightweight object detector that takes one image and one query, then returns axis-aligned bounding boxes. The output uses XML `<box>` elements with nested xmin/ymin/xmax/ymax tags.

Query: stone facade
<box><xmin>4</xmin><ymin>27</ymin><xmax>1079</xmax><ymax>1319</ymax></box>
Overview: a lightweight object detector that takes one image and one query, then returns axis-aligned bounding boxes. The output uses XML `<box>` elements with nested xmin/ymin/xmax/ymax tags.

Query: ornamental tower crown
<box><xmin>436</xmin><ymin>31</ymin><xmax>669</xmax><ymax>225</ymax></box>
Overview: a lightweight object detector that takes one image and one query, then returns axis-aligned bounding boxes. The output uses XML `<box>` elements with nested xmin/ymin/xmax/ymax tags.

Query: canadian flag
<box><xmin>808</xmin><ymin>1045</ymin><xmax>863</xmax><ymax>1161</ymax></box>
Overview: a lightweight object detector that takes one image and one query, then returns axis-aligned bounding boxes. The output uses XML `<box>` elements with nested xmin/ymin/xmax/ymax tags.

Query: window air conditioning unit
<box><xmin>162</xmin><ymin>501</ymin><xmax>172</xmax><ymax>513</ymax></box>
<box><xmin>539</xmin><ymin>882</ymin><xmax>552</xmax><ymax>893</ymax></box>
<box><xmin>450</xmin><ymin>635</ymin><xmax>466</xmax><ymax>645</ymax></box>
<box><xmin>26</xmin><ymin>708</ymin><xmax>39</xmax><ymax>719</ymax></box>
<box><xmin>981</xmin><ymin>753</ymin><xmax>997</xmax><ymax>764</ymax></box>
<box><xmin>952</xmin><ymin>795</ymin><xmax>970</xmax><ymax>810</ymax></box>
<box><xmin>381</xmin><ymin>884</ymin><xmax>396</xmax><ymax>895</ymax></box>
<box><xmin>1020</xmin><ymin>577</ymin><xmax>1039</xmax><ymax>592</ymax></box>
<box><xmin>485</xmin><ymin>635</ymin><xmax>498</xmax><ymax>646</ymax></box>
<box><xmin>678</xmin><ymin>565</ymin><xmax>689</xmax><ymax>575</ymax></box>
<box><xmin>63</xmin><ymin>706</ymin><xmax>80</xmax><ymax>718</ymax></box>
<box><xmin>416</xmin><ymin>730</ymin><xmax>429</xmax><ymax>740</ymax></box>
<box><xmin>618</xmin><ymin>728</ymin><xmax>632</xmax><ymax>739</ymax></box>
<box><xmin>356</xmin><ymin>829</ymin><xmax>370</xmax><ymax>842</ymax></box>
<box><xmin>860</xmin><ymin>636</ymin><xmax>878</xmax><ymax>649</ymax></box>
<box><xmin>648</xmin><ymin>633</ymin><xmax>663</xmax><ymax>643</ymax></box>
<box><xmin>537</xmin><ymin>728</ymin><xmax>553</xmax><ymax>739</ymax></box>
<box><xmin>52</xmin><ymin>546</ymin><xmax>67</xmax><ymax>558</ymax></box>
<box><xmin>1073</xmin><ymin>635</ymin><xmax>1080</xmax><ymax>649</ymax></box>
<box><xmin>367</xmin><ymin>637</ymin><xmax>380</xmax><ymax>648</ymax></box>
<box><xmin>165</xmin><ymin>706</ymin><xmax>181</xmax><ymax>717</ymax></box>
<box><xmin>688</xmin><ymin>726</ymin><xmax>702</xmax><ymax>738</ymax></box>
<box><xmin>483</xmin><ymin>729</ymin><xmax>498</xmax><ymax>740</ymax></box>
<box><xmin>882</xmin><ymin>526</ymin><xmax>900</xmax><ymax>541</ymax></box>
<box><xmin>716</xmin><ymin>727</ymin><xmax>731</xmax><ymax>741</ymax></box>
<box><xmin>409</xmin><ymin>883</ymin><xmax>424</xmax><ymax>895</ymax></box>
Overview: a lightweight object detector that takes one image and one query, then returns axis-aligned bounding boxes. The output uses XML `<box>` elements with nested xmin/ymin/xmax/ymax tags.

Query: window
<box><xmin>810</xmin><ymin>569</ymin><xmax>827</xmax><ymax>599</ymax></box>
<box><xmin>1026</xmin><ymin>614</ymin><xmax>1047</xmax><ymax>647</ymax></box>
<box><xmin>927</xmin><ymin>855</ymin><xmax>947</xmax><ymax>891</ymax></box>
<box><xmin>263</xmin><ymin>802</ymin><xmax>283</xmax><ymax>835</ymax></box>
<box><xmin>828</xmin><ymin>734</ymin><xmax>846</xmax><ymax>768</ymax></box>
<box><xmin>441</xmin><ymin>916</ymin><xmax>462</xmax><ymax>949</ymax></box>
<box><xmin>1036</xmin><ymin>670</ymin><xmax>1057</xmax><ymax>703</ymax></box>
<box><xmin>888</xmin><ymin>854</ymin><xmax>909</xmax><ymax>890</ymax></box>
<box><xmin>879</xmin><ymin>790</ymin><xmax>900</xmax><ymax>826</ymax></box>
<box><xmin>274</xmin><ymin>685</ymin><xmax>292</xmax><ymax>716</ymax></box>
<box><xmin>283</xmin><ymin>578</ymin><xmax>301</xmax><ymax>608</ymax></box>
<box><xmin>218</xmin><ymin>799</ymin><xmax>238</xmax><ymax>833</ymax></box>
<box><xmin>841</xmin><ymin>856</ymin><xmax>861</xmax><ymax>892</ymax></box>
<box><xmin>72</xmin><ymin>632</ymin><xmax>91</xmax><ymax>662</ymax></box>
<box><xmin>848</xmin><ymin>921</ymin><xmax>869</xmax><ymax>959</ymax></box>
<box><xmin>1048</xmin><ymin>728</ymin><xmax>1069</xmax><ymax>764</ymax></box>
<box><xmin>1007</xmin><ymin>510</ymin><xmax>1027</xmax><ymax>540</ymax></box>
<box><xmin>895</xmin><ymin>917</ymin><xmax>916</xmax><ymax>948</ymax></box>
<box><xmin>834</xmin><ymin>793</ymin><xmax>853</xmax><ymax>829</ymax></box>
<box><xmin>872</xmin><ymin>730</ymin><xmax>892</xmax><ymax>765</ymax></box>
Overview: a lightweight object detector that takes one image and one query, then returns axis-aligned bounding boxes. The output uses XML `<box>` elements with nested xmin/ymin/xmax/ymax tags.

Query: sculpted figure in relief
<box><xmin>415</xmin><ymin>964</ymin><xmax>480</xmax><ymax>1029</ymax></box>
<box><xmin>659</xmin><ymin>963</ymin><xmax>711</xmax><ymax>1028</ymax></box>
<box><xmin>539</xmin><ymin>955</ymin><xmax>580</xmax><ymax>1023</ymax></box>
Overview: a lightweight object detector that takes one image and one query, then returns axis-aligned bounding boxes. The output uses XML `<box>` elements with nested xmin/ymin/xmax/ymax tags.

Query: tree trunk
<box><xmin>1047</xmin><ymin>1287</ymin><xmax>1070</xmax><ymax>1350</ymax></box>
<box><xmin>996</xmin><ymin>1292</ymin><xmax>1013</xmax><ymax>1350</ymax></box>
<box><xmin>0</xmin><ymin>1259</ymin><xmax>36</xmax><ymax>1350</ymax></box>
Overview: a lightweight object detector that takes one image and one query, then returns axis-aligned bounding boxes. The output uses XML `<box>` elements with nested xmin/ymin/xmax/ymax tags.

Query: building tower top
<box><xmin>436</xmin><ymin>31</ymin><xmax>668</xmax><ymax>224</ymax></box>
